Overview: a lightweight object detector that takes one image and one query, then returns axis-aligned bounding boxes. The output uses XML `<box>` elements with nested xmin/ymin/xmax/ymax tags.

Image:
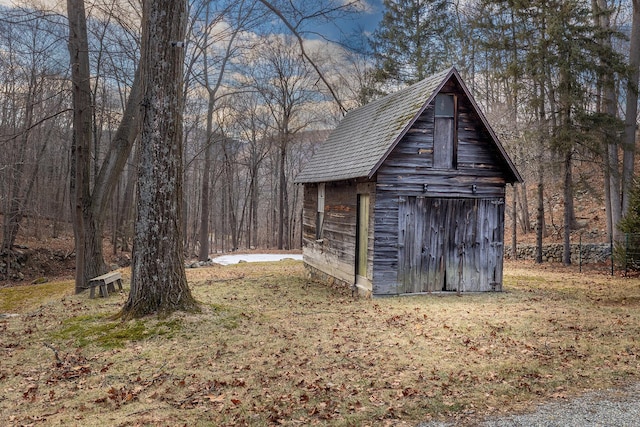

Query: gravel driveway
<box><xmin>418</xmin><ymin>382</ymin><xmax>640</xmax><ymax>426</ymax></box>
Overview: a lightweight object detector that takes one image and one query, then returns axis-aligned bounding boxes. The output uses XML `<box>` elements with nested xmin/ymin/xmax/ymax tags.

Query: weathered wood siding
<box><xmin>398</xmin><ymin>197</ymin><xmax>504</xmax><ymax>293</ymax></box>
<box><xmin>302</xmin><ymin>181</ymin><xmax>375</xmax><ymax>288</ymax></box>
<box><xmin>373</xmin><ymin>79</ymin><xmax>509</xmax><ymax>295</ymax></box>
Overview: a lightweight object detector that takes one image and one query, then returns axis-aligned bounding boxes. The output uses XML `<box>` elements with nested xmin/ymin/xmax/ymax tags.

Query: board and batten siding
<box><xmin>373</xmin><ymin>82</ymin><xmax>508</xmax><ymax>295</ymax></box>
<box><xmin>303</xmin><ymin>181</ymin><xmax>375</xmax><ymax>289</ymax></box>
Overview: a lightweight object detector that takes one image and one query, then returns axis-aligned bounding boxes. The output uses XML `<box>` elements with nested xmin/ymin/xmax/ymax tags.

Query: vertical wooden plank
<box><xmin>413</xmin><ymin>196</ymin><xmax>429</xmax><ymax>292</ymax></box>
<box><xmin>442</xmin><ymin>199</ymin><xmax>456</xmax><ymax>291</ymax></box>
<box><xmin>423</xmin><ymin>198</ymin><xmax>443</xmax><ymax>292</ymax></box>
<box><xmin>434</xmin><ymin>199</ymin><xmax>448</xmax><ymax>291</ymax></box>
<box><xmin>397</xmin><ymin>196</ymin><xmax>408</xmax><ymax>294</ymax></box>
<box><xmin>491</xmin><ymin>199</ymin><xmax>505</xmax><ymax>290</ymax></box>
<box><xmin>420</xmin><ymin>197</ymin><xmax>435</xmax><ymax>292</ymax></box>
<box><xmin>406</xmin><ymin>197</ymin><xmax>419</xmax><ymax>293</ymax></box>
<box><xmin>483</xmin><ymin>200</ymin><xmax>493</xmax><ymax>290</ymax></box>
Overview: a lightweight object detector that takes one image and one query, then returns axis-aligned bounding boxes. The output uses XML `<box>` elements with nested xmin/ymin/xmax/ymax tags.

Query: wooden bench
<box><xmin>88</xmin><ymin>271</ymin><xmax>123</xmax><ymax>298</ymax></box>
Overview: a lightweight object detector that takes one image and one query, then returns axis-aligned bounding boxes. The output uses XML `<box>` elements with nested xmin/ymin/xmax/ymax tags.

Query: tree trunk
<box><xmin>536</xmin><ymin>178</ymin><xmax>544</xmax><ymax>264</ymax></box>
<box><xmin>534</xmin><ymin>78</ymin><xmax>546</xmax><ymax>264</ymax></box>
<box><xmin>595</xmin><ymin>0</ymin><xmax>622</xmax><ymax>239</ymax></box>
<box><xmin>198</xmin><ymin>97</ymin><xmax>214</xmax><ymax>262</ymax></box>
<box><xmin>250</xmin><ymin>158</ymin><xmax>260</xmax><ymax>248</ymax></box>
<box><xmin>68</xmin><ymin>0</ymin><xmax>143</xmax><ymax>292</ymax></box>
<box><xmin>623</xmin><ymin>0</ymin><xmax>640</xmax><ymax>215</ymax></box>
<box><xmin>563</xmin><ymin>149</ymin><xmax>573</xmax><ymax>265</ymax></box>
<box><xmin>121</xmin><ymin>0</ymin><xmax>198</xmax><ymax>319</ymax></box>
<box><xmin>67</xmin><ymin>0</ymin><xmax>93</xmax><ymax>293</ymax></box>
<box><xmin>518</xmin><ymin>182</ymin><xmax>531</xmax><ymax>234</ymax></box>
<box><xmin>116</xmin><ymin>148</ymin><xmax>139</xmax><ymax>252</ymax></box>
<box><xmin>511</xmin><ymin>184</ymin><xmax>517</xmax><ymax>259</ymax></box>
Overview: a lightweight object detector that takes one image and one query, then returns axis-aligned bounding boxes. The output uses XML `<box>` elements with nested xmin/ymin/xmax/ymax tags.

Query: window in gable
<box><xmin>433</xmin><ymin>93</ymin><xmax>457</xmax><ymax>169</ymax></box>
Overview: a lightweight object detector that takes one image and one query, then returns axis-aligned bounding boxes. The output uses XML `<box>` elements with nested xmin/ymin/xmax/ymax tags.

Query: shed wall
<box><xmin>373</xmin><ymin>81</ymin><xmax>508</xmax><ymax>295</ymax></box>
<box><xmin>302</xmin><ymin>181</ymin><xmax>375</xmax><ymax>291</ymax></box>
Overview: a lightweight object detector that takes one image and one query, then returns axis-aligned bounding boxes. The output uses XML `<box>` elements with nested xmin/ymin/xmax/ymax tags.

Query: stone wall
<box><xmin>505</xmin><ymin>243</ymin><xmax>611</xmax><ymax>264</ymax></box>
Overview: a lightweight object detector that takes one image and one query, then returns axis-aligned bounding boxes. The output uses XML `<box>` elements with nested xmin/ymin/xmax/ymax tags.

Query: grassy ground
<box><xmin>1</xmin><ymin>260</ymin><xmax>639</xmax><ymax>426</ymax></box>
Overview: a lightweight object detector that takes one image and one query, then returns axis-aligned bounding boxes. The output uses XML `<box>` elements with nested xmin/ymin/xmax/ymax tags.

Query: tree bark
<box><xmin>68</xmin><ymin>0</ymin><xmax>143</xmax><ymax>293</ymax></box>
<box><xmin>67</xmin><ymin>0</ymin><xmax>93</xmax><ymax>293</ymax></box>
<box><xmin>535</xmin><ymin>80</ymin><xmax>546</xmax><ymax>264</ymax></box>
<box><xmin>278</xmin><ymin>135</ymin><xmax>286</xmax><ymax>250</ymax></box>
<box><xmin>198</xmin><ymin>97</ymin><xmax>213</xmax><ymax>262</ymax></box>
<box><xmin>563</xmin><ymin>149</ymin><xmax>573</xmax><ymax>265</ymax></box>
<box><xmin>594</xmin><ymin>0</ymin><xmax>622</xmax><ymax>239</ymax></box>
<box><xmin>536</xmin><ymin>178</ymin><xmax>544</xmax><ymax>264</ymax></box>
<box><xmin>121</xmin><ymin>0</ymin><xmax>198</xmax><ymax>319</ymax></box>
<box><xmin>511</xmin><ymin>185</ymin><xmax>517</xmax><ymax>259</ymax></box>
<box><xmin>623</xmin><ymin>0</ymin><xmax>640</xmax><ymax>215</ymax></box>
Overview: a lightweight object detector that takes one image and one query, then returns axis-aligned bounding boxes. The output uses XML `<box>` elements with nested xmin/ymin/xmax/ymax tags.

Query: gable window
<box><xmin>316</xmin><ymin>183</ymin><xmax>325</xmax><ymax>240</ymax></box>
<box><xmin>433</xmin><ymin>93</ymin><xmax>456</xmax><ymax>169</ymax></box>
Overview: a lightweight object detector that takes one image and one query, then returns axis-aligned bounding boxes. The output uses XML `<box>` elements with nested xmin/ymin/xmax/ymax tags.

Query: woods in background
<box><xmin>1</xmin><ymin>0</ymin><xmax>639</xmax><ymax>281</ymax></box>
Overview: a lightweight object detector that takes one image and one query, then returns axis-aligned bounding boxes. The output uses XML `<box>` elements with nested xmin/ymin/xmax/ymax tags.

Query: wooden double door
<box><xmin>398</xmin><ymin>197</ymin><xmax>504</xmax><ymax>293</ymax></box>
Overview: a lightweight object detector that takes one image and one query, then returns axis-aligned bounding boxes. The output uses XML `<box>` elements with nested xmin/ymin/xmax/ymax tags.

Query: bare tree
<box><xmin>192</xmin><ymin>0</ymin><xmax>260</xmax><ymax>261</ymax></box>
<box><xmin>0</xmin><ymin>11</ymin><xmax>68</xmax><ymax>253</ymax></box>
<box><xmin>67</xmin><ymin>0</ymin><xmax>95</xmax><ymax>290</ymax></box>
<box><xmin>250</xmin><ymin>35</ymin><xmax>322</xmax><ymax>249</ymax></box>
<box><xmin>65</xmin><ymin>0</ymin><xmax>143</xmax><ymax>293</ymax></box>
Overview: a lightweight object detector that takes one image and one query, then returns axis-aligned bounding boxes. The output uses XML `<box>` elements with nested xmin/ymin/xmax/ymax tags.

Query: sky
<box><xmin>293</xmin><ymin>0</ymin><xmax>384</xmax><ymax>52</ymax></box>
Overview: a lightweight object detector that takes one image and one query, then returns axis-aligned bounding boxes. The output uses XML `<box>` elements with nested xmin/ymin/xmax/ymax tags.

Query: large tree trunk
<box><xmin>121</xmin><ymin>0</ymin><xmax>198</xmax><ymax>319</ymax></box>
<box><xmin>67</xmin><ymin>0</ymin><xmax>93</xmax><ymax>293</ymax></box>
<box><xmin>623</xmin><ymin>0</ymin><xmax>640</xmax><ymax>215</ymax></box>
<box><xmin>68</xmin><ymin>0</ymin><xmax>142</xmax><ymax>293</ymax></box>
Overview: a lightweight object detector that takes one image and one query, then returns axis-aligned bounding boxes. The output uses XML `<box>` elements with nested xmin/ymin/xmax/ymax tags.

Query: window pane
<box><xmin>435</xmin><ymin>94</ymin><xmax>454</xmax><ymax>117</ymax></box>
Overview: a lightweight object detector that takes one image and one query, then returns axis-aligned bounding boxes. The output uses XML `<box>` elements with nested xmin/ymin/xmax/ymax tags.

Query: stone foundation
<box><xmin>304</xmin><ymin>263</ymin><xmax>365</xmax><ymax>296</ymax></box>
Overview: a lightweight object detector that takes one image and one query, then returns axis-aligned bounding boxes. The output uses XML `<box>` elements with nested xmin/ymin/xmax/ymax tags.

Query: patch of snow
<box><xmin>210</xmin><ymin>253</ymin><xmax>303</xmax><ymax>266</ymax></box>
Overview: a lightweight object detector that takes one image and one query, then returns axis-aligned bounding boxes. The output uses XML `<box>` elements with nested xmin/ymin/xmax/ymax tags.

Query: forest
<box><xmin>1</xmin><ymin>1</ymin><xmax>639</xmax><ymax>303</ymax></box>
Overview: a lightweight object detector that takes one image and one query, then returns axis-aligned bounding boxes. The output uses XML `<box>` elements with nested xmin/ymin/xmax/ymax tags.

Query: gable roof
<box><xmin>295</xmin><ymin>67</ymin><xmax>522</xmax><ymax>184</ymax></box>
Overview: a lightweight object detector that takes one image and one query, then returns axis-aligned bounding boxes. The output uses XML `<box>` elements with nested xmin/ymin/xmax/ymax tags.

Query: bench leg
<box><xmin>99</xmin><ymin>282</ymin><xmax>108</xmax><ymax>298</ymax></box>
<box><xmin>90</xmin><ymin>286</ymin><xmax>96</xmax><ymax>298</ymax></box>
<box><xmin>116</xmin><ymin>279</ymin><xmax>123</xmax><ymax>291</ymax></box>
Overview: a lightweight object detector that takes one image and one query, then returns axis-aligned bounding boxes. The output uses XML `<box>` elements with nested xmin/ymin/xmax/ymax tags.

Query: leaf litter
<box><xmin>0</xmin><ymin>259</ymin><xmax>639</xmax><ymax>426</ymax></box>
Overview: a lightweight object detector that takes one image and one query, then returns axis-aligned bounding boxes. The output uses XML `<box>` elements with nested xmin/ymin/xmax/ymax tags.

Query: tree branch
<box><xmin>257</xmin><ymin>0</ymin><xmax>348</xmax><ymax>114</ymax></box>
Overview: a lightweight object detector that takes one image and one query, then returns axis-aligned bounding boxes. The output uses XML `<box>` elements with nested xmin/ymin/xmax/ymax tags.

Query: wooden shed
<box><xmin>295</xmin><ymin>67</ymin><xmax>522</xmax><ymax>296</ymax></box>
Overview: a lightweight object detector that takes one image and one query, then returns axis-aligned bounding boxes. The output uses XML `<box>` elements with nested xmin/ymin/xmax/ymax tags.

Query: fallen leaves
<box><xmin>2</xmin><ymin>261</ymin><xmax>640</xmax><ymax>425</ymax></box>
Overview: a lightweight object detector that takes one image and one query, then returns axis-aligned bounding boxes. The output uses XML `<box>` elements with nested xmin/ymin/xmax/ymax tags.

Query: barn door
<box><xmin>398</xmin><ymin>197</ymin><xmax>504</xmax><ymax>293</ymax></box>
<box><xmin>398</xmin><ymin>196</ymin><xmax>445</xmax><ymax>293</ymax></box>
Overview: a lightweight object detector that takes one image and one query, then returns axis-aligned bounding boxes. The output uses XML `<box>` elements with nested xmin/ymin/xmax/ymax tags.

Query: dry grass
<box><xmin>1</xmin><ymin>260</ymin><xmax>639</xmax><ymax>426</ymax></box>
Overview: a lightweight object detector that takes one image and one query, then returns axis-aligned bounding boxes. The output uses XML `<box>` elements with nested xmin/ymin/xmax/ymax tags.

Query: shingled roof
<box><xmin>295</xmin><ymin>67</ymin><xmax>522</xmax><ymax>184</ymax></box>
